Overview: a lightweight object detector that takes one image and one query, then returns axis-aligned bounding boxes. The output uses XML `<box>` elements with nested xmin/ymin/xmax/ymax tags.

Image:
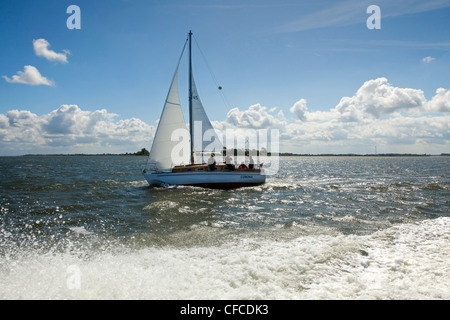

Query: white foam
<box><xmin>68</xmin><ymin>226</ymin><xmax>93</xmax><ymax>236</ymax></box>
<box><xmin>1</xmin><ymin>217</ymin><xmax>449</xmax><ymax>299</ymax></box>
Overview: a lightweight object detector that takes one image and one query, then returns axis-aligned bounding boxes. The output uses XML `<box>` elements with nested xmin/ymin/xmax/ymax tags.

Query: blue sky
<box><xmin>1</xmin><ymin>0</ymin><xmax>449</xmax><ymax>155</ymax></box>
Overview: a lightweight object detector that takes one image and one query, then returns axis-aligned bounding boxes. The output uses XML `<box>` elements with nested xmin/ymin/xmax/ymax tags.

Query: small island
<box><xmin>124</xmin><ymin>148</ymin><xmax>149</xmax><ymax>156</ymax></box>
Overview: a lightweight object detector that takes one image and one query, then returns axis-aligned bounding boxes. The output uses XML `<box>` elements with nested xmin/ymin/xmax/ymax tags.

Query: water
<box><xmin>0</xmin><ymin>155</ymin><xmax>449</xmax><ymax>299</ymax></box>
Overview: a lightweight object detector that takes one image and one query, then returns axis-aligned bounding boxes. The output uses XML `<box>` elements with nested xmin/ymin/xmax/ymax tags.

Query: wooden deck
<box><xmin>172</xmin><ymin>163</ymin><xmax>261</xmax><ymax>173</ymax></box>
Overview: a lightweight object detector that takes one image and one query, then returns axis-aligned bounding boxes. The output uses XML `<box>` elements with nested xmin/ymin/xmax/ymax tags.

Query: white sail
<box><xmin>148</xmin><ymin>62</ymin><xmax>187</xmax><ymax>170</ymax></box>
<box><xmin>191</xmin><ymin>74</ymin><xmax>223</xmax><ymax>153</ymax></box>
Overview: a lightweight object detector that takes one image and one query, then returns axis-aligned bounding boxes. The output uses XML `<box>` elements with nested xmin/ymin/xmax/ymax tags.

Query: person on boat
<box><xmin>239</xmin><ymin>162</ymin><xmax>248</xmax><ymax>169</ymax></box>
<box><xmin>225</xmin><ymin>154</ymin><xmax>234</xmax><ymax>171</ymax></box>
<box><xmin>208</xmin><ymin>153</ymin><xmax>216</xmax><ymax>171</ymax></box>
<box><xmin>248</xmin><ymin>155</ymin><xmax>254</xmax><ymax>169</ymax></box>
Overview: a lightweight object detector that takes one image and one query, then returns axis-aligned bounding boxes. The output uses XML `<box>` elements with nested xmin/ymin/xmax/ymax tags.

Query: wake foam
<box><xmin>1</xmin><ymin>217</ymin><xmax>449</xmax><ymax>299</ymax></box>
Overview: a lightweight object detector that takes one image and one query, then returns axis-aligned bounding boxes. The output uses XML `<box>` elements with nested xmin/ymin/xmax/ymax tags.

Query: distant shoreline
<box><xmin>279</xmin><ymin>153</ymin><xmax>450</xmax><ymax>157</ymax></box>
<box><xmin>7</xmin><ymin>153</ymin><xmax>449</xmax><ymax>157</ymax></box>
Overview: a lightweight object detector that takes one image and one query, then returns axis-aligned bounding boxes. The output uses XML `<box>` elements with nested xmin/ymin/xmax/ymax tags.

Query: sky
<box><xmin>0</xmin><ymin>0</ymin><xmax>449</xmax><ymax>155</ymax></box>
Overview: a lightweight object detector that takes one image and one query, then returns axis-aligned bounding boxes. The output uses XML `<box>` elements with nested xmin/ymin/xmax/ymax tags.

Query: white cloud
<box><xmin>0</xmin><ymin>105</ymin><xmax>155</xmax><ymax>155</ymax></box>
<box><xmin>223</xmin><ymin>104</ymin><xmax>286</xmax><ymax>129</ymax></box>
<box><xmin>2</xmin><ymin>65</ymin><xmax>54</xmax><ymax>86</ymax></box>
<box><xmin>2</xmin><ymin>40</ymin><xmax>69</xmax><ymax>87</ymax></box>
<box><xmin>281</xmin><ymin>112</ymin><xmax>450</xmax><ymax>154</ymax></box>
<box><xmin>422</xmin><ymin>56</ymin><xmax>436</xmax><ymax>63</ymax></box>
<box><xmin>334</xmin><ymin>77</ymin><xmax>427</xmax><ymax>120</ymax></box>
<box><xmin>33</xmin><ymin>38</ymin><xmax>69</xmax><ymax>63</ymax></box>
<box><xmin>290</xmin><ymin>78</ymin><xmax>430</xmax><ymax>122</ymax></box>
<box><xmin>290</xmin><ymin>98</ymin><xmax>308</xmax><ymax>121</ymax></box>
<box><xmin>425</xmin><ymin>88</ymin><xmax>450</xmax><ymax>113</ymax></box>
<box><xmin>0</xmin><ymin>110</ymin><xmax>46</xmax><ymax>145</ymax></box>
<box><xmin>219</xmin><ymin>78</ymin><xmax>450</xmax><ymax>154</ymax></box>
<box><xmin>1</xmin><ymin>79</ymin><xmax>449</xmax><ymax>155</ymax></box>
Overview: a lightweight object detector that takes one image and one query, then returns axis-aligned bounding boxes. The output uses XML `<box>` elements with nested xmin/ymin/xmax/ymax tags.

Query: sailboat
<box><xmin>143</xmin><ymin>31</ymin><xmax>266</xmax><ymax>189</ymax></box>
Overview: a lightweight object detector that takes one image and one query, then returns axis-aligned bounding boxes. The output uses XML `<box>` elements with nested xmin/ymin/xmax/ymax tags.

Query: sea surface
<box><xmin>0</xmin><ymin>155</ymin><xmax>449</xmax><ymax>299</ymax></box>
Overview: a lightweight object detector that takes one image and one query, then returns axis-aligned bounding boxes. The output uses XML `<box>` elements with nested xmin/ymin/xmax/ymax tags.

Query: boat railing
<box><xmin>171</xmin><ymin>163</ymin><xmax>262</xmax><ymax>173</ymax></box>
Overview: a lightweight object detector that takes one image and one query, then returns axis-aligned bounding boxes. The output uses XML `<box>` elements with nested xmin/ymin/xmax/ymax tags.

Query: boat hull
<box><xmin>143</xmin><ymin>170</ymin><xmax>266</xmax><ymax>189</ymax></box>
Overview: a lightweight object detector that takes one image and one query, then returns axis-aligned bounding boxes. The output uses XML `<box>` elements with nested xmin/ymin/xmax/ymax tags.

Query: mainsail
<box><xmin>190</xmin><ymin>74</ymin><xmax>223</xmax><ymax>153</ymax></box>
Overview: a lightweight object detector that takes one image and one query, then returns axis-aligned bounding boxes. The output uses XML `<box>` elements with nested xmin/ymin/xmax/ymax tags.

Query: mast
<box><xmin>188</xmin><ymin>30</ymin><xmax>194</xmax><ymax>165</ymax></box>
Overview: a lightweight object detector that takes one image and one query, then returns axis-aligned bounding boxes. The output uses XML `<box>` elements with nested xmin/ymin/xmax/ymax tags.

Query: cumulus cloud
<box><xmin>219</xmin><ymin>78</ymin><xmax>450</xmax><ymax>154</ymax></box>
<box><xmin>2</xmin><ymin>65</ymin><xmax>54</xmax><ymax>86</ymax></box>
<box><xmin>290</xmin><ymin>98</ymin><xmax>308</xmax><ymax>121</ymax></box>
<box><xmin>1</xmin><ymin>78</ymin><xmax>449</xmax><ymax>155</ymax></box>
<box><xmin>33</xmin><ymin>38</ymin><xmax>69</xmax><ymax>63</ymax></box>
<box><xmin>223</xmin><ymin>104</ymin><xmax>286</xmax><ymax>129</ymax></box>
<box><xmin>0</xmin><ymin>110</ymin><xmax>47</xmax><ymax>145</ymax></box>
<box><xmin>334</xmin><ymin>77</ymin><xmax>426</xmax><ymax>120</ymax></box>
<box><xmin>286</xmin><ymin>78</ymin><xmax>449</xmax><ymax>153</ymax></box>
<box><xmin>0</xmin><ymin>105</ymin><xmax>155</xmax><ymax>155</ymax></box>
<box><xmin>425</xmin><ymin>88</ymin><xmax>450</xmax><ymax>113</ymax></box>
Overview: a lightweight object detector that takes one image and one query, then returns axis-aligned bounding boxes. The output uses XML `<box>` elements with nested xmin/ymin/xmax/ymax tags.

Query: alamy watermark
<box><xmin>367</xmin><ymin>5</ymin><xmax>381</xmax><ymax>29</ymax></box>
<box><xmin>171</xmin><ymin>123</ymin><xmax>280</xmax><ymax>175</ymax></box>
<box><xmin>67</xmin><ymin>5</ymin><xmax>81</xmax><ymax>30</ymax></box>
<box><xmin>66</xmin><ymin>5</ymin><xmax>381</xmax><ymax>31</ymax></box>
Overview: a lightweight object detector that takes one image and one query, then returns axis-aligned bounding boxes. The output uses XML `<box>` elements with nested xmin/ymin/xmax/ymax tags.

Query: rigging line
<box><xmin>179</xmin><ymin>36</ymin><xmax>189</xmax><ymax>65</ymax></box>
<box><xmin>178</xmin><ymin>36</ymin><xmax>190</xmax><ymax>124</ymax></box>
<box><xmin>192</xmin><ymin>34</ymin><xmax>233</xmax><ymax>113</ymax></box>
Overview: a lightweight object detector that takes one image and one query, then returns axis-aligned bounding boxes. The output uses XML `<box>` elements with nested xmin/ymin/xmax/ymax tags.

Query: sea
<box><xmin>0</xmin><ymin>155</ymin><xmax>449</xmax><ymax>300</ymax></box>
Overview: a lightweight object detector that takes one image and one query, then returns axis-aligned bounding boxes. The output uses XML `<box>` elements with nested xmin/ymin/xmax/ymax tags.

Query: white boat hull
<box><xmin>143</xmin><ymin>170</ymin><xmax>266</xmax><ymax>189</ymax></box>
